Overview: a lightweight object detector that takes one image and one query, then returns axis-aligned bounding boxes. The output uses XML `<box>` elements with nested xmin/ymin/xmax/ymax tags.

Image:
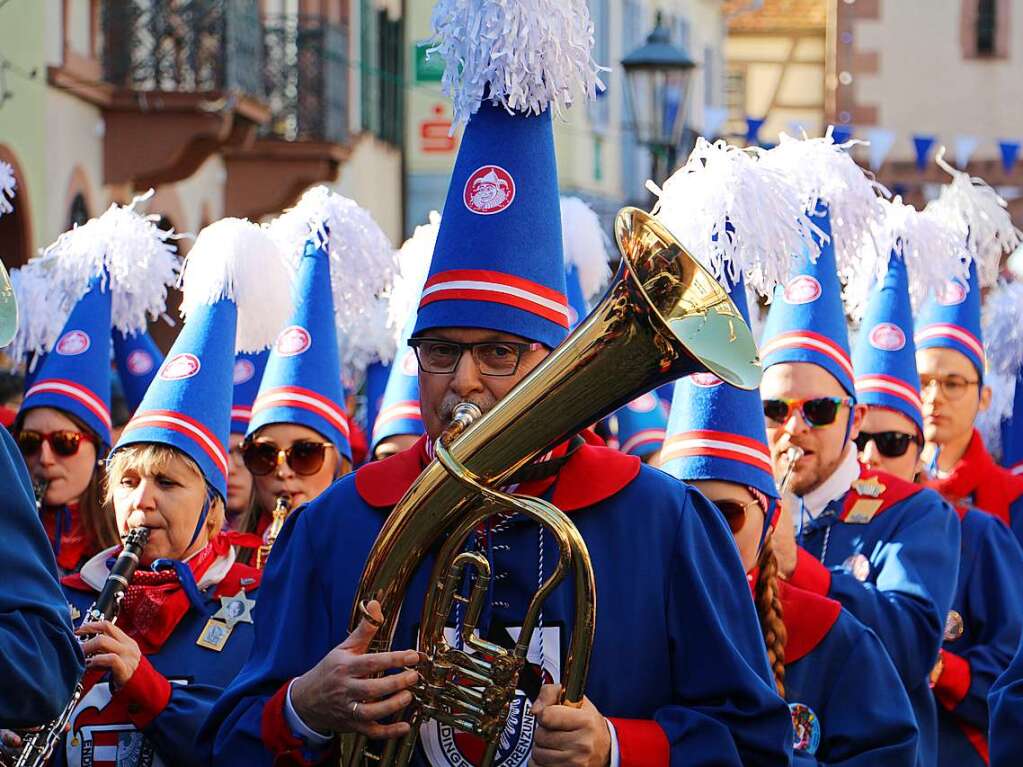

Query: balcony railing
<box><xmin>261</xmin><ymin>15</ymin><xmax>349</xmax><ymax>145</ymax></box>
<box><xmin>102</xmin><ymin>0</ymin><xmax>265</xmax><ymax>98</ymax></box>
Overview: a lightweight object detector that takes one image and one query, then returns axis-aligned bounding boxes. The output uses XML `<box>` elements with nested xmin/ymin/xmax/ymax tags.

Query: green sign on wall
<box><xmin>414</xmin><ymin>43</ymin><xmax>445</xmax><ymax>82</ymax></box>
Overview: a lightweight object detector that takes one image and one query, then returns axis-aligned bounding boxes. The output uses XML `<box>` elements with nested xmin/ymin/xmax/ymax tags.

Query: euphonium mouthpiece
<box><xmin>440</xmin><ymin>402</ymin><xmax>482</xmax><ymax>447</ymax></box>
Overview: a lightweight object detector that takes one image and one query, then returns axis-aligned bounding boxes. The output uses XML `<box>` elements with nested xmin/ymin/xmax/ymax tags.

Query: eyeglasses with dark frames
<box><xmin>408</xmin><ymin>337</ymin><xmax>542</xmax><ymax>377</ymax></box>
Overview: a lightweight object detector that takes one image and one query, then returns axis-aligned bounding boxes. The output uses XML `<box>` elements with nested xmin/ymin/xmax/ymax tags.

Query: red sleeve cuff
<box><xmin>608</xmin><ymin>718</ymin><xmax>669</xmax><ymax>767</ymax></box>
<box><xmin>786</xmin><ymin>546</ymin><xmax>832</xmax><ymax>595</ymax></box>
<box><xmin>117</xmin><ymin>655</ymin><xmax>172</xmax><ymax>729</ymax></box>
<box><xmin>934</xmin><ymin>649</ymin><xmax>972</xmax><ymax>711</ymax></box>
<box><xmin>260</xmin><ymin>681</ymin><xmax>336</xmax><ymax>765</ymax></box>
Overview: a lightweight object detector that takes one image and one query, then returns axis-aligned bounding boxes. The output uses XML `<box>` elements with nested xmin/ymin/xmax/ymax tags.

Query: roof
<box><xmin>723</xmin><ymin>0</ymin><xmax>827</xmax><ymax>33</ymax></box>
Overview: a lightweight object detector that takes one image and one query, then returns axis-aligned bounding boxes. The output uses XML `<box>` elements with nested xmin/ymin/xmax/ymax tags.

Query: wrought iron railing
<box><xmin>261</xmin><ymin>15</ymin><xmax>349</xmax><ymax>145</ymax></box>
<box><xmin>102</xmin><ymin>0</ymin><xmax>264</xmax><ymax>98</ymax></box>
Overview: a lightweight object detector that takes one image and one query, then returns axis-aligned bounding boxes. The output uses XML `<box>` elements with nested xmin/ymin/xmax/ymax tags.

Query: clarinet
<box><xmin>8</xmin><ymin>527</ymin><xmax>150</xmax><ymax>767</ymax></box>
<box><xmin>255</xmin><ymin>494</ymin><xmax>292</xmax><ymax>570</ymax></box>
<box><xmin>31</xmin><ymin>478</ymin><xmax>49</xmax><ymax>513</ymax></box>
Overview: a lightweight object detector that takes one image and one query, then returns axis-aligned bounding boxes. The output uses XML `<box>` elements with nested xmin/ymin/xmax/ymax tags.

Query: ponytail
<box><xmin>754</xmin><ymin>536</ymin><xmax>787</xmax><ymax>696</ymax></box>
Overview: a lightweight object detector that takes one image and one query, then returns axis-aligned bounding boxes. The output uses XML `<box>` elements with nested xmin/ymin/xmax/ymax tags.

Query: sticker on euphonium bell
<box><xmin>789</xmin><ymin>703</ymin><xmax>821</xmax><ymax>755</ymax></box>
<box><xmin>944</xmin><ymin>610</ymin><xmax>965</xmax><ymax>641</ymax></box>
<box><xmin>842</xmin><ymin>553</ymin><xmax>871</xmax><ymax>582</ymax></box>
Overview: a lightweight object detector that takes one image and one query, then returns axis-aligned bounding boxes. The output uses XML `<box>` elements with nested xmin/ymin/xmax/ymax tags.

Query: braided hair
<box><xmin>754</xmin><ymin>536</ymin><xmax>787</xmax><ymax>696</ymax></box>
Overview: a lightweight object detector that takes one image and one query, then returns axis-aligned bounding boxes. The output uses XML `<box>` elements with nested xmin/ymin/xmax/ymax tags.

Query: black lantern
<box><xmin>621</xmin><ymin>12</ymin><xmax>698</xmax><ymax>190</ymax></box>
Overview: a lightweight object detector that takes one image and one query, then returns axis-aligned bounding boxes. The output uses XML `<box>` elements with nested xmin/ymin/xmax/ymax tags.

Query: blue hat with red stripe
<box><xmin>914</xmin><ymin>261</ymin><xmax>985</xmax><ymax>378</ymax></box>
<box><xmin>661</xmin><ymin>276</ymin><xmax>778</xmax><ymax>500</ymax></box>
<box><xmin>362</xmin><ymin>360</ymin><xmax>391</xmax><ymax>438</ymax></box>
<box><xmin>613</xmin><ymin>393</ymin><xmax>667</xmax><ymax>458</ymax></box>
<box><xmin>852</xmin><ymin>255</ymin><xmax>923</xmax><ymax>433</ymax></box>
<box><xmin>415</xmin><ymin>1</ymin><xmax>603</xmax><ymax>348</ymax></box>
<box><xmin>1001</xmin><ymin>372</ymin><xmax>1023</xmax><ymax>474</ymax></box>
<box><xmin>761</xmin><ymin>208</ymin><xmax>856</xmax><ymax>396</ymax></box>
<box><xmin>230</xmin><ymin>349</ymin><xmax>269</xmax><ymax>436</ymax></box>
<box><xmin>248</xmin><ymin>238</ymin><xmax>352</xmax><ymax>461</ymax></box>
<box><xmin>115</xmin><ymin>218</ymin><xmax>292</xmax><ymax>500</ymax></box>
<box><xmin>560</xmin><ymin>196</ymin><xmax>611</xmax><ymax>329</ymax></box>
<box><xmin>113</xmin><ymin>328</ymin><xmax>164</xmax><ymax>414</ymax></box>
<box><xmin>22</xmin><ymin>277</ymin><xmax>114</xmax><ymax>446</ymax></box>
<box><xmin>371</xmin><ymin>333</ymin><xmax>424</xmax><ymax>452</ymax></box>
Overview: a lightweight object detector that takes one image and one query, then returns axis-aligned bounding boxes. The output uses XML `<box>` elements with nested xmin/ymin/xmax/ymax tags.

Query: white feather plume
<box><xmin>14</xmin><ymin>195</ymin><xmax>179</xmax><ymax>357</ymax></box>
<box><xmin>648</xmin><ymin>137</ymin><xmax>823</xmax><ymax>297</ymax></box>
<box><xmin>8</xmin><ymin>263</ymin><xmax>67</xmax><ymax>364</ymax></box>
<box><xmin>844</xmin><ymin>196</ymin><xmax>970</xmax><ymax>322</ymax></box>
<box><xmin>761</xmin><ymin>131</ymin><xmax>889</xmax><ymax>282</ymax></box>
<box><xmin>975</xmin><ymin>280</ymin><xmax>1023</xmax><ymax>459</ymax></box>
<box><xmin>429</xmin><ymin>0</ymin><xmax>605</xmax><ymax>126</ymax></box>
<box><xmin>180</xmin><ymin>218</ymin><xmax>293</xmax><ymax>353</ymax></box>
<box><xmin>268</xmin><ymin>186</ymin><xmax>398</xmax><ymax>376</ymax></box>
<box><xmin>560</xmin><ymin>196</ymin><xmax>611</xmax><ymax>302</ymax></box>
<box><xmin>927</xmin><ymin>150</ymin><xmax>1022</xmax><ymax>288</ymax></box>
<box><xmin>387</xmin><ymin>211</ymin><xmax>441</xmax><ymax>347</ymax></box>
<box><xmin>0</xmin><ymin>161</ymin><xmax>16</xmax><ymax>217</ymax></box>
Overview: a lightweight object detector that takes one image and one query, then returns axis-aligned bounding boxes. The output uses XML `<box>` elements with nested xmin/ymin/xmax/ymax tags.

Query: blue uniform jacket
<box><xmin>935</xmin><ymin>506</ymin><xmax>1023</xmax><ymax>767</ymax></box>
<box><xmin>201</xmin><ymin>438</ymin><xmax>794</xmax><ymax>766</ymax></box>
<box><xmin>989</xmin><ymin>629</ymin><xmax>1023</xmax><ymax>766</ymax></box>
<box><xmin>787</xmin><ymin>465</ymin><xmax>960</xmax><ymax>767</ymax></box>
<box><xmin>780</xmin><ymin>582</ymin><xmax>918</xmax><ymax>765</ymax></box>
<box><xmin>0</xmin><ymin>426</ymin><xmax>83</xmax><ymax>728</ymax></box>
<box><xmin>58</xmin><ymin>548</ymin><xmax>260</xmax><ymax>767</ymax></box>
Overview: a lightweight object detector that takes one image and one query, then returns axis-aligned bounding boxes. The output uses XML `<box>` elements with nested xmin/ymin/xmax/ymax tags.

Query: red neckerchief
<box><xmin>116</xmin><ymin>534</ymin><xmax>231</xmax><ymax>654</ymax></box>
<box><xmin>928</xmin><ymin>430</ymin><xmax>1023</xmax><ymax>527</ymax></box>
<box><xmin>838</xmin><ymin>464</ymin><xmax>922</xmax><ymax>522</ymax></box>
<box><xmin>43</xmin><ymin>503</ymin><xmax>96</xmax><ymax>572</ymax></box>
<box><xmin>777</xmin><ymin>581</ymin><xmax>842</xmax><ymax>663</ymax></box>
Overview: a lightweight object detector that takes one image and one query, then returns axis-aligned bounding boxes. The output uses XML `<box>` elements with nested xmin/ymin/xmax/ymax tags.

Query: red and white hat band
<box><xmin>621</xmin><ymin>428</ymin><xmax>666</xmax><ymax>455</ymax></box>
<box><xmin>253</xmin><ymin>386</ymin><xmax>350</xmax><ymax>439</ymax></box>
<box><xmin>761</xmin><ymin>330</ymin><xmax>854</xmax><ymax>381</ymax></box>
<box><xmin>26</xmin><ymin>379</ymin><xmax>112</xmax><ymax>431</ymax></box>
<box><xmin>122</xmin><ymin>409</ymin><xmax>229</xmax><ymax>478</ymax></box>
<box><xmin>375</xmin><ymin>400</ymin><xmax>422</xmax><ymax>427</ymax></box>
<box><xmin>230</xmin><ymin>406</ymin><xmax>253</xmax><ymax>424</ymax></box>
<box><xmin>914</xmin><ymin>323</ymin><xmax>985</xmax><ymax>365</ymax></box>
<box><xmin>419</xmin><ymin>269</ymin><xmax>570</xmax><ymax>328</ymax></box>
<box><xmin>855</xmin><ymin>374</ymin><xmax>923</xmax><ymax>412</ymax></box>
<box><xmin>661</xmin><ymin>430</ymin><xmax>773</xmax><ymax>475</ymax></box>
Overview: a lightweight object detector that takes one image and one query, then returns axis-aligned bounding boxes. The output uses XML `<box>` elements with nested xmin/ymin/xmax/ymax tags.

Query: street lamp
<box><xmin>621</xmin><ymin>11</ymin><xmax>698</xmax><ymax>195</ymax></box>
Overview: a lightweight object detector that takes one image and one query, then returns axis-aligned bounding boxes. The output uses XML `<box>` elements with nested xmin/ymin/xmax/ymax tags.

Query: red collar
<box><xmin>928</xmin><ymin>430</ymin><xmax>1023</xmax><ymax>524</ymax></box>
<box><xmin>778</xmin><ymin>580</ymin><xmax>842</xmax><ymax>663</ymax></box>
<box><xmin>838</xmin><ymin>464</ymin><xmax>922</xmax><ymax>522</ymax></box>
<box><xmin>355</xmin><ymin>432</ymin><xmax>640</xmax><ymax>511</ymax></box>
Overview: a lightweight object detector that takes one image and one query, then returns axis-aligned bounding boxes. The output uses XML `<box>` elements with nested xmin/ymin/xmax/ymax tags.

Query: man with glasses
<box><xmin>759</xmin><ymin>240</ymin><xmax>960</xmax><ymax>767</ymax></box>
<box><xmin>203</xmin><ymin>8</ymin><xmax>793</xmax><ymax>764</ymax></box>
<box><xmin>915</xmin><ymin>262</ymin><xmax>1023</xmax><ymax>550</ymax></box>
<box><xmin>853</xmin><ymin>249</ymin><xmax>1023</xmax><ymax>767</ymax></box>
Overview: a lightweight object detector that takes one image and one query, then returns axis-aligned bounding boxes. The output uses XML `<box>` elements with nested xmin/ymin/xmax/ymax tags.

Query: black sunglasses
<box><xmin>854</xmin><ymin>430</ymin><xmax>922</xmax><ymax>459</ymax></box>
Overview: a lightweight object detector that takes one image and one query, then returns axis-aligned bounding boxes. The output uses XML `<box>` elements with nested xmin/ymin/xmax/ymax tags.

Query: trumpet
<box><xmin>4</xmin><ymin>527</ymin><xmax>150</xmax><ymax>767</ymax></box>
<box><xmin>343</xmin><ymin>208</ymin><xmax>763</xmax><ymax>766</ymax></box>
<box><xmin>255</xmin><ymin>494</ymin><xmax>291</xmax><ymax>570</ymax></box>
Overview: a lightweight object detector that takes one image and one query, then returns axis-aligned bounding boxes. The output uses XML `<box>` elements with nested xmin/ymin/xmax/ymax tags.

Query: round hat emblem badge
<box><xmin>783</xmin><ymin>275</ymin><xmax>822</xmax><ymax>305</ymax></box>
<box><xmin>160</xmin><ymin>353</ymin><xmax>201</xmax><ymax>381</ymax></box>
<box><xmin>937</xmin><ymin>279</ymin><xmax>968</xmax><ymax>306</ymax></box>
<box><xmin>126</xmin><ymin>350</ymin><xmax>154</xmax><ymax>376</ymax></box>
<box><xmin>868</xmin><ymin>322</ymin><xmax>906</xmax><ymax>352</ymax></box>
<box><xmin>464</xmin><ymin>165</ymin><xmax>516</xmax><ymax>215</ymax></box>
<box><xmin>55</xmin><ymin>330</ymin><xmax>91</xmax><ymax>356</ymax></box>
<box><xmin>276</xmin><ymin>326</ymin><xmax>312</xmax><ymax>357</ymax></box>
<box><xmin>233</xmin><ymin>358</ymin><xmax>256</xmax><ymax>385</ymax></box>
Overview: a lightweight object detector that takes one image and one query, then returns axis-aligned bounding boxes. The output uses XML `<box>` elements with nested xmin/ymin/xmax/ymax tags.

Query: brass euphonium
<box><xmin>344</xmin><ymin>207</ymin><xmax>763</xmax><ymax>766</ymax></box>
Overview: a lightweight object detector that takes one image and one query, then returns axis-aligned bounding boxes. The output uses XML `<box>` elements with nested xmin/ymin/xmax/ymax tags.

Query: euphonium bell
<box><xmin>344</xmin><ymin>207</ymin><xmax>762</xmax><ymax>766</ymax></box>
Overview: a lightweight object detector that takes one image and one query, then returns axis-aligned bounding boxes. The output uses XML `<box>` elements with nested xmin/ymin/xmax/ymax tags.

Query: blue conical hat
<box><xmin>976</xmin><ymin>280</ymin><xmax>1023</xmax><ymax>471</ymax></box>
<box><xmin>613</xmin><ymin>393</ymin><xmax>667</xmax><ymax>458</ymax></box>
<box><xmin>372</xmin><ymin>317</ymin><xmax>424</xmax><ymax>451</ymax></box>
<box><xmin>560</xmin><ymin>196</ymin><xmax>611</xmax><ymax>329</ymax></box>
<box><xmin>661</xmin><ymin>276</ymin><xmax>778</xmax><ymax>499</ymax></box>
<box><xmin>1001</xmin><ymin>373</ymin><xmax>1023</xmax><ymax>474</ymax></box>
<box><xmin>249</xmin><ymin>239</ymin><xmax>351</xmax><ymax>460</ymax></box>
<box><xmin>113</xmin><ymin>328</ymin><xmax>164</xmax><ymax>414</ymax></box>
<box><xmin>761</xmin><ymin>208</ymin><xmax>856</xmax><ymax>395</ymax></box>
<box><xmin>362</xmin><ymin>360</ymin><xmax>391</xmax><ymax>439</ymax></box>
<box><xmin>230</xmin><ymin>349</ymin><xmax>269</xmax><ymax>436</ymax></box>
<box><xmin>116</xmin><ymin>218</ymin><xmax>292</xmax><ymax>499</ymax></box>
<box><xmin>915</xmin><ymin>261</ymin><xmax>985</xmax><ymax>377</ymax></box>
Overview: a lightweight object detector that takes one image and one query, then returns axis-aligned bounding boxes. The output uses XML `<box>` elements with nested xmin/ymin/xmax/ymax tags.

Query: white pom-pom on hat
<box><xmin>0</xmin><ymin>161</ymin><xmax>16</xmax><ymax>217</ymax></box>
<box><xmin>387</xmin><ymin>211</ymin><xmax>442</xmax><ymax>347</ymax></box>
<box><xmin>268</xmin><ymin>186</ymin><xmax>398</xmax><ymax>376</ymax></box>
<box><xmin>429</xmin><ymin>0</ymin><xmax>605</xmax><ymax>126</ymax></box>
<box><xmin>976</xmin><ymin>280</ymin><xmax>1023</xmax><ymax>458</ymax></box>
<box><xmin>648</xmin><ymin>137</ymin><xmax>823</xmax><ymax>297</ymax></box>
<box><xmin>180</xmin><ymin>217</ymin><xmax>294</xmax><ymax>353</ymax></box>
<box><xmin>8</xmin><ymin>263</ymin><xmax>65</xmax><ymax>366</ymax></box>
<box><xmin>560</xmin><ymin>196</ymin><xmax>611</xmax><ymax>303</ymax></box>
<box><xmin>927</xmin><ymin>148</ymin><xmax>1022</xmax><ymax>288</ymax></box>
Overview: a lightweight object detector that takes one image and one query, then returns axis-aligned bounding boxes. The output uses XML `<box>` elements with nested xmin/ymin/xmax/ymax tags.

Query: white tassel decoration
<box><xmin>0</xmin><ymin>161</ymin><xmax>16</xmax><ymax>217</ymax></box>
<box><xmin>269</xmin><ymin>186</ymin><xmax>398</xmax><ymax>376</ymax></box>
<box><xmin>560</xmin><ymin>196</ymin><xmax>611</xmax><ymax>303</ymax></box>
<box><xmin>17</xmin><ymin>194</ymin><xmax>179</xmax><ymax>352</ymax></box>
<box><xmin>8</xmin><ymin>263</ymin><xmax>67</xmax><ymax>365</ymax></box>
<box><xmin>927</xmin><ymin>149</ymin><xmax>1022</xmax><ymax>288</ymax></box>
<box><xmin>180</xmin><ymin>218</ymin><xmax>294</xmax><ymax>353</ymax></box>
<box><xmin>387</xmin><ymin>212</ymin><xmax>442</xmax><ymax>348</ymax></box>
<box><xmin>429</xmin><ymin>0</ymin><xmax>605</xmax><ymax>126</ymax></box>
<box><xmin>975</xmin><ymin>280</ymin><xmax>1023</xmax><ymax>459</ymax></box>
<box><xmin>649</xmin><ymin>138</ymin><xmax>823</xmax><ymax>298</ymax></box>
<box><xmin>761</xmin><ymin>130</ymin><xmax>888</xmax><ymax>283</ymax></box>
<box><xmin>845</xmin><ymin>196</ymin><xmax>969</xmax><ymax>322</ymax></box>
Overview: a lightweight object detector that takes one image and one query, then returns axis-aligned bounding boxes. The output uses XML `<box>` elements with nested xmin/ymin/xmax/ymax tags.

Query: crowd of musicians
<box><xmin>3</xmin><ymin>2</ymin><xmax>1023</xmax><ymax>765</ymax></box>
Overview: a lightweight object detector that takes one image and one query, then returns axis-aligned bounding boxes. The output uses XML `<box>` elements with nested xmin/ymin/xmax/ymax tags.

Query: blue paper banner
<box><xmin>999</xmin><ymin>140</ymin><xmax>1021</xmax><ymax>174</ymax></box>
<box><xmin>912</xmin><ymin>134</ymin><xmax>936</xmax><ymax>171</ymax></box>
<box><xmin>745</xmin><ymin>116</ymin><xmax>766</xmax><ymax>146</ymax></box>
